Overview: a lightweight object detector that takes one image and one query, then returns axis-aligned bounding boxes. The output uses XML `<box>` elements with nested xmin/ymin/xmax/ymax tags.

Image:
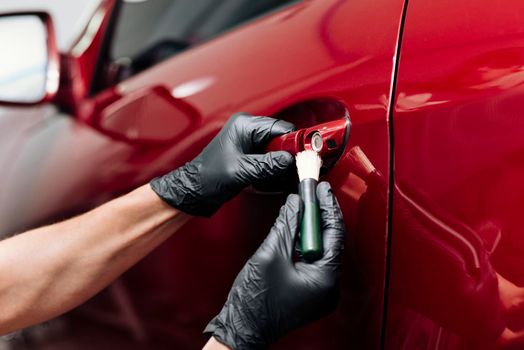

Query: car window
<box><xmin>103</xmin><ymin>0</ymin><xmax>298</xmax><ymax>85</ymax></box>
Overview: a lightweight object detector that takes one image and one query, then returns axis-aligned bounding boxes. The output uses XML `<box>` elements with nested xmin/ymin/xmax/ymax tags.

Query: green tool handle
<box><xmin>299</xmin><ymin>178</ymin><xmax>322</xmax><ymax>262</ymax></box>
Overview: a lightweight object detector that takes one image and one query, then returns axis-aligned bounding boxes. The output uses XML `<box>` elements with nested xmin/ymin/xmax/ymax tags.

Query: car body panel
<box><xmin>0</xmin><ymin>0</ymin><xmax>405</xmax><ymax>348</ymax></box>
<box><xmin>387</xmin><ymin>0</ymin><xmax>524</xmax><ymax>349</ymax></box>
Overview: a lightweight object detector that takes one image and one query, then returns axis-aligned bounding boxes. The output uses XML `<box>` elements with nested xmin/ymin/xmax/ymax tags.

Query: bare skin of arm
<box><xmin>0</xmin><ymin>115</ymin><xmax>299</xmax><ymax>346</ymax></box>
<box><xmin>202</xmin><ymin>337</ymin><xmax>231</xmax><ymax>350</ymax></box>
<box><xmin>0</xmin><ymin>184</ymin><xmax>188</xmax><ymax>334</ymax></box>
<box><xmin>203</xmin><ymin>337</ymin><xmax>232</xmax><ymax>350</ymax></box>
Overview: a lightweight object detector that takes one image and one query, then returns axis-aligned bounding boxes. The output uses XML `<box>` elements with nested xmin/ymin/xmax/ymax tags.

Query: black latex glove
<box><xmin>150</xmin><ymin>113</ymin><xmax>295</xmax><ymax>217</ymax></box>
<box><xmin>204</xmin><ymin>182</ymin><xmax>345</xmax><ymax>349</ymax></box>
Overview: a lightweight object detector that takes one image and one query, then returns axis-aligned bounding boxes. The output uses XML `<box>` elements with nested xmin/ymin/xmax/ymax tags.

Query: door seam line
<box><xmin>380</xmin><ymin>0</ymin><xmax>410</xmax><ymax>349</ymax></box>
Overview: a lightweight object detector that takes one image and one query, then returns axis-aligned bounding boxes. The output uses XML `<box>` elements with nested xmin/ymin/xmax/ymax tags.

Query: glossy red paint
<box><xmin>55</xmin><ymin>0</ymin><xmax>117</xmax><ymax>114</ymax></box>
<box><xmin>0</xmin><ymin>0</ymin><xmax>405</xmax><ymax>348</ymax></box>
<box><xmin>387</xmin><ymin>0</ymin><xmax>524</xmax><ymax>349</ymax></box>
<box><xmin>265</xmin><ymin>117</ymin><xmax>350</xmax><ymax>170</ymax></box>
<box><xmin>94</xmin><ymin>86</ymin><xmax>201</xmax><ymax>144</ymax></box>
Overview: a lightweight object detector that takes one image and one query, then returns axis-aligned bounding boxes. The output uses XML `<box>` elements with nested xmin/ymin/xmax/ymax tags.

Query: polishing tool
<box><xmin>266</xmin><ymin>117</ymin><xmax>351</xmax><ymax>171</ymax></box>
<box><xmin>296</xmin><ymin>150</ymin><xmax>323</xmax><ymax>262</ymax></box>
<box><xmin>266</xmin><ymin>116</ymin><xmax>351</xmax><ymax>260</ymax></box>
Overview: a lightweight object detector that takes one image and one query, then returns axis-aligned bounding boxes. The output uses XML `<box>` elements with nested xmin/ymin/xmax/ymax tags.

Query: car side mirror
<box><xmin>0</xmin><ymin>12</ymin><xmax>59</xmax><ymax>105</ymax></box>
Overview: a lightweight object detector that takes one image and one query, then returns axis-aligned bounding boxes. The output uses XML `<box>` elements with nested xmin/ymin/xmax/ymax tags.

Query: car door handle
<box><xmin>266</xmin><ymin>116</ymin><xmax>351</xmax><ymax>170</ymax></box>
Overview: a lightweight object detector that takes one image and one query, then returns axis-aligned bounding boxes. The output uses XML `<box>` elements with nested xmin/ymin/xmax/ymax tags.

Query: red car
<box><xmin>1</xmin><ymin>0</ymin><xmax>524</xmax><ymax>349</ymax></box>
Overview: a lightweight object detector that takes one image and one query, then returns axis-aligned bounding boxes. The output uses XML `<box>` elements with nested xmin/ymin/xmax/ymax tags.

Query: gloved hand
<box><xmin>150</xmin><ymin>113</ymin><xmax>295</xmax><ymax>217</ymax></box>
<box><xmin>204</xmin><ymin>182</ymin><xmax>345</xmax><ymax>349</ymax></box>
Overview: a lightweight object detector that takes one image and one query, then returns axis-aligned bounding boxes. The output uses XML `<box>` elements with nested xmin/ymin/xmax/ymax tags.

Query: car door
<box><xmin>386</xmin><ymin>0</ymin><xmax>524</xmax><ymax>349</ymax></box>
<box><xmin>84</xmin><ymin>1</ymin><xmax>405</xmax><ymax>348</ymax></box>
<box><xmin>0</xmin><ymin>0</ymin><xmax>404</xmax><ymax>348</ymax></box>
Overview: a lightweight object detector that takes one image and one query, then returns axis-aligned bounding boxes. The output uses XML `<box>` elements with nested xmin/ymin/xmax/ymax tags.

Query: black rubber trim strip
<box><xmin>89</xmin><ymin>0</ymin><xmax>122</xmax><ymax>95</ymax></box>
<box><xmin>380</xmin><ymin>0</ymin><xmax>409</xmax><ymax>349</ymax></box>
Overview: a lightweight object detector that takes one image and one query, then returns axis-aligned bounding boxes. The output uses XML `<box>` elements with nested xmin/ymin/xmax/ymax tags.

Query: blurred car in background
<box><xmin>1</xmin><ymin>0</ymin><xmax>524</xmax><ymax>349</ymax></box>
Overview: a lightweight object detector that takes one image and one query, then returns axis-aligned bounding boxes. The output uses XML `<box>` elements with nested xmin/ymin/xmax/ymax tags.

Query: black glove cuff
<box><xmin>204</xmin><ymin>316</ymin><xmax>268</xmax><ymax>350</ymax></box>
<box><xmin>150</xmin><ymin>163</ymin><xmax>221</xmax><ymax>217</ymax></box>
<box><xmin>203</xmin><ymin>321</ymin><xmax>238</xmax><ymax>350</ymax></box>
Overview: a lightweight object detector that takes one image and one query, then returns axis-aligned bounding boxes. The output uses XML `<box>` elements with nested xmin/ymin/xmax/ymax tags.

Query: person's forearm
<box><xmin>203</xmin><ymin>337</ymin><xmax>232</xmax><ymax>350</ymax></box>
<box><xmin>0</xmin><ymin>184</ymin><xmax>188</xmax><ymax>334</ymax></box>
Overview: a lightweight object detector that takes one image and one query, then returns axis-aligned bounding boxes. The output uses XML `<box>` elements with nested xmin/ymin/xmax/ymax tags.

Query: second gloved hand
<box><xmin>150</xmin><ymin>113</ymin><xmax>295</xmax><ymax>216</ymax></box>
<box><xmin>204</xmin><ymin>182</ymin><xmax>346</xmax><ymax>349</ymax></box>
